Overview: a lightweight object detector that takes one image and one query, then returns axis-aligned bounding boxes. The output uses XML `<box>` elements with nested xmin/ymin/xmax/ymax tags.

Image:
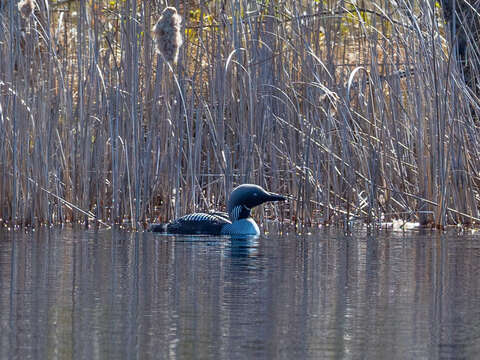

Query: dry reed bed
<box><xmin>0</xmin><ymin>0</ymin><xmax>479</xmax><ymax>229</ymax></box>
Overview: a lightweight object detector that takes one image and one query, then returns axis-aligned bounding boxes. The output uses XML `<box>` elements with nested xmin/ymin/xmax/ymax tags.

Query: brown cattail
<box><xmin>18</xmin><ymin>0</ymin><xmax>35</xmax><ymax>19</ymax></box>
<box><xmin>152</xmin><ymin>7</ymin><xmax>183</xmax><ymax>65</ymax></box>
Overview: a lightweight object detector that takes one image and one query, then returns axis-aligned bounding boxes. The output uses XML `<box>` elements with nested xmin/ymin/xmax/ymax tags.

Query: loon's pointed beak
<box><xmin>266</xmin><ymin>192</ymin><xmax>286</xmax><ymax>202</ymax></box>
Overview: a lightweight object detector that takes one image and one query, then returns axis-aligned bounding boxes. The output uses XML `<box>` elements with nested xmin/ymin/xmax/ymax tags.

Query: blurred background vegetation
<box><xmin>1</xmin><ymin>0</ymin><xmax>479</xmax><ymax>229</ymax></box>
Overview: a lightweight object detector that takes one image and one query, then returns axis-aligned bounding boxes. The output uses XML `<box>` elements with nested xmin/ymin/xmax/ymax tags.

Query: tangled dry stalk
<box><xmin>0</xmin><ymin>0</ymin><xmax>479</xmax><ymax>230</ymax></box>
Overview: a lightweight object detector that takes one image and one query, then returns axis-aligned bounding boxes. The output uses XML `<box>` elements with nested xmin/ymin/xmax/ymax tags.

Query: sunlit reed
<box><xmin>0</xmin><ymin>0</ymin><xmax>479</xmax><ymax>230</ymax></box>
<box><xmin>17</xmin><ymin>0</ymin><xmax>34</xmax><ymax>18</ymax></box>
<box><xmin>153</xmin><ymin>6</ymin><xmax>183</xmax><ymax>65</ymax></box>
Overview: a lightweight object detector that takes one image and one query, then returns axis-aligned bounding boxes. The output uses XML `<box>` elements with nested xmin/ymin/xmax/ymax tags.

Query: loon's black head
<box><xmin>227</xmin><ymin>184</ymin><xmax>286</xmax><ymax>221</ymax></box>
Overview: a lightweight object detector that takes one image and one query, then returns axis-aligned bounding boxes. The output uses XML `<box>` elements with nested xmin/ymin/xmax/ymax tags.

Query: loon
<box><xmin>149</xmin><ymin>184</ymin><xmax>286</xmax><ymax>236</ymax></box>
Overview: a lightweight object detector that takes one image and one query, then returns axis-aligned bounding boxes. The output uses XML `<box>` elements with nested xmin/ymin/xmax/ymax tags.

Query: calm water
<box><xmin>1</xmin><ymin>228</ymin><xmax>480</xmax><ymax>359</ymax></box>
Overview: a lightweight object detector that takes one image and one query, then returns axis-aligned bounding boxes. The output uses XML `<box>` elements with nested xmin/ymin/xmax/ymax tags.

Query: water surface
<box><xmin>1</xmin><ymin>227</ymin><xmax>480</xmax><ymax>359</ymax></box>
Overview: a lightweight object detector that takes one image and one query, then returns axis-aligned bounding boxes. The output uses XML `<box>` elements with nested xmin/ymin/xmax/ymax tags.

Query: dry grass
<box><xmin>1</xmin><ymin>0</ymin><xmax>479</xmax><ymax>230</ymax></box>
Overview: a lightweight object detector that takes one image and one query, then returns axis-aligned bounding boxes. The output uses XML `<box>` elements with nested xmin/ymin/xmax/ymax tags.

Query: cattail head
<box><xmin>18</xmin><ymin>0</ymin><xmax>35</xmax><ymax>19</ymax></box>
<box><xmin>152</xmin><ymin>7</ymin><xmax>183</xmax><ymax>65</ymax></box>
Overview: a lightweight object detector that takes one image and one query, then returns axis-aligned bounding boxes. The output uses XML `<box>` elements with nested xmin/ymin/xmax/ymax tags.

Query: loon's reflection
<box><xmin>228</xmin><ymin>236</ymin><xmax>260</xmax><ymax>258</ymax></box>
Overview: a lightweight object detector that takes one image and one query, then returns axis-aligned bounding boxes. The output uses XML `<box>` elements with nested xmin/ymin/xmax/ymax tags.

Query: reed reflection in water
<box><xmin>1</xmin><ymin>228</ymin><xmax>480</xmax><ymax>359</ymax></box>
